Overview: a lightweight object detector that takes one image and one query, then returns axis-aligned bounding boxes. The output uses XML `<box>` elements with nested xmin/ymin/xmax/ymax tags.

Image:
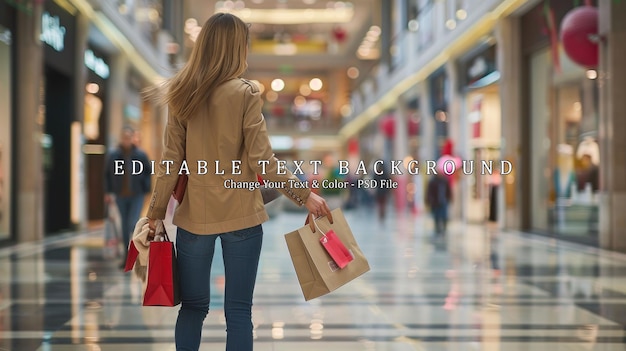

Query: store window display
<box><xmin>530</xmin><ymin>47</ymin><xmax>600</xmax><ymax>240</ymax></box>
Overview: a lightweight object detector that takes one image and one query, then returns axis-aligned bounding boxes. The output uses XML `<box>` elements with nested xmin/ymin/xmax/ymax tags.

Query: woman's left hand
<box><xmin>147</xmin><ymin>218</ymin><xmax>158</xmax><ymax>239</ymax></box>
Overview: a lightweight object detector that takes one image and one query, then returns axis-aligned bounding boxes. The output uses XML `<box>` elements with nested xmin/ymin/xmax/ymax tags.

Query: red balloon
<box><xmin>560</xmin><ymin>6</ymin><xmax>599</xmax><ymax>68</ymax></box>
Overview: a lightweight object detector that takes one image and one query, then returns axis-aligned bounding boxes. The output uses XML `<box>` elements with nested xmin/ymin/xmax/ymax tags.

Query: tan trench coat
<box><xmin>146</xmin><ymin>78</ymin><xmax>311</xmax><ymax>234</ymax></box>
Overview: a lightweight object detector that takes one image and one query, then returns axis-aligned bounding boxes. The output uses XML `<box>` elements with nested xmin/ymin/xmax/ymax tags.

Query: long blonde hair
<box><xmin>161</xmin><ymin>13</ymin><xmax>249</xmax><ymax>121</ymax></box>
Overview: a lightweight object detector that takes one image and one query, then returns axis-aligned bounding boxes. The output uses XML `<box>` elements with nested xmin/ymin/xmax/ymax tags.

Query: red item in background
<box><xmin>441</xmin><ymin>139</ymin><xmax>454</xmax><ymax>156</ymax></box>
<box><xmin>143</xmin><ymin>234</ymin><xmax>180</xmax><ymax>306</ymax></box>
<box><xmin>472</xmin><ymin>122</ymin><xmax>481</xmax><ymax>138</ymax></box>
<box><xmin>379</xmin><ymin>114</ymin><xmax>395</xmax><ymax>138</ymax></box>
<box><xmin>560</xmin><ymin>6</ymin><xmax>599</xmax><ymax>68</ymax></box>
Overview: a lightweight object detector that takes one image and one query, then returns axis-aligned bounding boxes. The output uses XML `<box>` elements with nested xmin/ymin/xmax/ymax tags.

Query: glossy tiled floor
<box><xmin>1</xmin><ymin>204</ymin><xmax>626</xmax><ymax>351</ymax></box>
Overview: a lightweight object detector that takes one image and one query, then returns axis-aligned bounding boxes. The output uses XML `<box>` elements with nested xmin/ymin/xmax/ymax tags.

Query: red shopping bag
<box><xmin>124</xmin><ymin>241</ymin><xmax>139</xmax><ymax>272</ymax></box>
<box><xmin>307</xmin><ymin>213</ymin><xmax>354</xmax><ymax>269</ymax></box>
<box><xmin>143</xmin><ymin>232</ymin><xmax>181</xmax><ymax>306</ymax></box>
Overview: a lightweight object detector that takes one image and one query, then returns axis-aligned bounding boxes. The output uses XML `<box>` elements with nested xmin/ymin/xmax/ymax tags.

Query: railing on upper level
<box><xmin>345</xmin><ymin>0</ymin><xmax>506</xmax><ymax>133</ymax></box>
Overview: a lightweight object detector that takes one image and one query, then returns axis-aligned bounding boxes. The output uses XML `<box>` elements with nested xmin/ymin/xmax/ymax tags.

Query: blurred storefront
<box><xmin>428</xmin><ymin>68</ymin><xmax>450</xmax><ymax>159</ymax></box>
<box><xmin>521</xmin><ymin>0</ymin><xmax>600</xmax><ymax>245</ymax></box>
<box><xmin>0</xmin><ymin>1</ymin><xmax>15</xmax><ymax>243</ymax></box>
<box><xmin>41</xmin><ymin>0</ymin><xmax>77</xmax><ymax>234</ymax></box>
<box><xmin>83</xmin><ymin>43</ymin><xmax>110</xmax><ymax>221</ymax></box>
<box><xmin>457</xmin><ymin>43</ymin><xmax>502</xmax><ymax>223</ymax></box>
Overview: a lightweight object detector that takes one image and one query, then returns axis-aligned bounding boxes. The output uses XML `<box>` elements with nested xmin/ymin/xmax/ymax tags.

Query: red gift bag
<box><xmin>308</xmin><ymin>213</ymin><xmax>354</xmax><ymax>269</ymax></box>
<box><xmin>319</xmin><ymin>229</ymin><xmax>354</xmax><ymax>269</ymax></box>
<box><xmin>143</xmin><ymin>232</ymin><xmax>181</xmax><ymax>306</ymax></box>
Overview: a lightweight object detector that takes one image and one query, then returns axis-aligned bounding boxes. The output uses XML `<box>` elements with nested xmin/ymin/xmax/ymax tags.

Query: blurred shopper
<box><xmin>373</xmin><ymin>167</ymin><xmax>391</xmax><ymax>220</ymax></box>
<box><xmin>104</xmin><ymin>127</ymin><xmax>152</xmax><ymax>268</ymax></box>
<box><xmin>426</xmin><ymin>173</ymin><xmax>452</xmax><ymax>236</ymax></box>
<box><xmin>144</xmin><ymin>13</ymin><xmax>330</xmax><ymax>351</ymax></box>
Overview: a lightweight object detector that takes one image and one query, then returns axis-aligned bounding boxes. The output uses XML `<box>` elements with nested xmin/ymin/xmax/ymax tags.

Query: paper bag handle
<box><xmin>305</xmin><ymin>211</ymin><xmax>334</xmax><ymax>233</ymax></box>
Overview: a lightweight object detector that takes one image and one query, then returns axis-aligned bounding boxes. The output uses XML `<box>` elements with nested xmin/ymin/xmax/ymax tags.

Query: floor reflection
<box><xmin>0</xmin><ymin>208</ymin><xmax>625</xmax><ymax>350</ymax></box>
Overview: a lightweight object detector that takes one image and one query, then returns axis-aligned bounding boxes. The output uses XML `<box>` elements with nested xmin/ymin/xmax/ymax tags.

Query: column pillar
<box><xmin>15</xmin><ymin>4</ymin><xmax>44</xmax><ymax>242</ymax></box>
<box><xmin>446</xmin><ymin>61</ymin><xmax>462</xmax><ymax>220</ymax></box>
<box><xmin>394</xmin><ymin>95</ymin><xmax>409</xmax><ymax>213</ymax></box>
<box><xmin>380</xmin><ymin>0</ymin><xmax>392</xmax><ymax>68</ymax></box>
<box><xmin>598</xmin><ymin>0</ymin><xmax>626</xmax><ymax>252</ymax></box>
<box><xmin>495</xmin><ymin>17</ymin><xmax>523</xmax><ymax>231</ymax></box>
<box><xmin>108</xmin><ymin>54</ymin><xmax>129</xmax><ymax>147</ymax></box>
<box><xmin>419</xmin><ymin>81</ymin><xmax>435</xmax><ymax>163</ymax></box>
<box><xmin>73</xmin><ymin>14</ymin><xmax>89</xmax><ymax>230</ymax></box>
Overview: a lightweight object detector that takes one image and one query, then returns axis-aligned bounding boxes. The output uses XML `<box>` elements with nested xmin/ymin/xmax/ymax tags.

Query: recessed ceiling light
<box><xmin>347</xmin><ymin>67</ymin><xmax>359</xmax><ymax>79</ymax></box>
<box><xmin>309</xmin><ymin>78</ymin><xmax>323</xmax><ymax>91</ymax></box>
<box><xmin>271</xmin><ymin>79</ymin><xmax>285</xmax><ymax>92</ymax></box>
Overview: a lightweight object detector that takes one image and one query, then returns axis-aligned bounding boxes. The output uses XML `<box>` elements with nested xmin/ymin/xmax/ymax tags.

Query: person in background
<box><xmin>426</xmin><ymin>172</ymin><xmax>452</xmax><ymax>236</ymax></box>
<box><xmin>104</xmin><ymin>126</ymin><xmax>151</xmax><ymax>268</ymax></box>
<box><xmin>144</xmin><ymin>13</ymin><xmax>330</xmax><ymax>351</ymax></box>
<box><xmin>373</xmin><ymin>166</ymin><xmax>391</xmax><ymax>220</ymax></box>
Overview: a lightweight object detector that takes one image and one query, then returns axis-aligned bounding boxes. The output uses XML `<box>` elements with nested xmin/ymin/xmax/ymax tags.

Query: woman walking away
<box><xmin>144</xmin><ymin>13</ymin><xmax>330</xmax><ymax>351</ymax></box>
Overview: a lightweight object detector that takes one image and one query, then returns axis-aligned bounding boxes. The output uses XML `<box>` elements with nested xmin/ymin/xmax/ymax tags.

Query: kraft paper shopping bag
<box><xmin>284</xmin><ymin>208</ymin><xmax>369</xmax><ymax>301</ymax></box>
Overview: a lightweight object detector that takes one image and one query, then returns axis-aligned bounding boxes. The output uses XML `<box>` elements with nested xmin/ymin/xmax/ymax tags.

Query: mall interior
<box><xmin>2</xmin><ymin>0</ymin><xmax>626</xmax><ymax>350</ymax></box>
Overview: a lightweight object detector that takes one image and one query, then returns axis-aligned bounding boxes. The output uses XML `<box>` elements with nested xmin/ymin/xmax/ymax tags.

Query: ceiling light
<box><xmin>586</xmin><ymin>69</ymin><xmax>598</xmax><ymax>80</ymax></box>
<box><xmin>340</xmin><ymin>104</ymin><xmax>352</xmax><ymax>117</ymax></box>
<box><xmin>185</xmin><ymin>18</ymin><xmax>197</xmax><ymax>34</ymax></box>
<box><xmin>271</xmin><ymin>79</ymin><xmax>285</xmax><ymax>92</ymax></box>
<box><xmin>456</xmin><ymin>9</ymin><xmax>467</xmax><ymax>20</ymax></box>
<box><xmin>86</xmin><ymin>83</ymin><xmax>99</xmax><ymax>94</ymax></box>
<box><xmin>303</xmin><ymin>0</ymin><xmax>316</xmax><ymax>4</ymax></box>
<box><xmin>234</xmin><ymin>0</ymin><xmax>245</xmax><ymax>10</ymax></box>
<box><xmin>446</xmin><ymin>19</ymin><xmax>457</xmax><ymax>30</ymax></box>
<box><xmin>408</xmin><ymin>19</ymin><xmax>419</xmax><ymax>32</ymax></box>
<box><xmin>300</xmin><ymin>84</ymin><xmax>312</xmax><ymax>96</ymax></box>
<box><xmin>274</xmin><ymin>43</ymin><xmax>297</xmax><ymax>55</ymax></box>
<box><xmin>251</xmin><ymin>0</ymin><xmax>263</xmax><ymax>3</ymax></box>
<box><xmin>294</xmin><ymin>96</ymin><xmax>307</xmax><ymax>107</ymax></box>
<box><xmin>368</xmin><ymin>26</ymin><xmax>381</xmax><ymax>36</ymax></box>
<box><xmin>347</xmin><ymin>67</ymin><xmax>359</xmax><ymax>79</ymax></box>
<box><xmin>266</xmin><ymin>91</ymin><xmax>278</xmax><ymax>102</ymax></box>
<box><xmin>309</xmin><ymin>78</ymin><xmax>323</xmax><ymax>91</ymax></box>
<box><xmin>221</xmin><ymin>8</ymin><xmax>354</xmax><ymax>25</ymax></box>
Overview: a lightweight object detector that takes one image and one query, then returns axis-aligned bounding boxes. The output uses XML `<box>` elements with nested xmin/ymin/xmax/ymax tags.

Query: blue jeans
<box><xmin>175</xmin><ymin>225</ymin><xmax>263</xmax><ymax>351</ymax></box>
<box><xmin>115</xmin><ymin>195</ymin><xmax>145</xmax><ymax>258</ymax></box>
<box><xmin>431</xmin><ymin>204</ymin><xmax>449</xmax><ymax>235</ymax></box>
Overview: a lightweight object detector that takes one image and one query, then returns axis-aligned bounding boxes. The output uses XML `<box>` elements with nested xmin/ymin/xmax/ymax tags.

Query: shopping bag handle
<box><xmin>305</xmin><ymin>211</ymin><xmax>334</xmax><ymax>233</ymax></box>
<box><xmin>151</xmin><ymin>220</ymin><xmax>171</xmax><ymax>242</ymax></box>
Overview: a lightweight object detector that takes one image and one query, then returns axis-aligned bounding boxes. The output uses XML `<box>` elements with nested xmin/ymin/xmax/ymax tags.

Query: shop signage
<box><xmin>41</xmin><ymin>11</ymin><xmax>66</xmax><ymax>52</ymax></box>
<box><xmin>85</xmin><ymin>49</ymin><xmax>110</xmax><ymax>79</ymax></box>
<box><xmin>459</xmin><ymin>44</ymin><xmax>497</xmax><ymax>88</ymax></box>
<box><xmin>468</xmin><ymin>57</ymin><xmax>488</xmax><ymax>80</ymax></box>
<box><xmin>0</xmin><ymin>28</ymin><xmax>10</xmax><ymax>45</ymax></box>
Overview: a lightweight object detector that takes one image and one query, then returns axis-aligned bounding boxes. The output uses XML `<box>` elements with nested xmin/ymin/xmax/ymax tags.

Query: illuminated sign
<box><xmin>84</xmin><ymin>49</ymin><xmax>110</xmax><ymax>79</ymax></box>
<box><xmin>40</xmin><ymin>11</ymin><xmax>66</xmax><ymax>52</ymax></box>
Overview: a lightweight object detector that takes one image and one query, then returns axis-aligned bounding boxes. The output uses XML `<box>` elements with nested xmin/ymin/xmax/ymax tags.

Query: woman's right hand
<box><xmin>304</xmin><ymin>192</ymin><xmax>331</xmax><ymax>218</ymax></box>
